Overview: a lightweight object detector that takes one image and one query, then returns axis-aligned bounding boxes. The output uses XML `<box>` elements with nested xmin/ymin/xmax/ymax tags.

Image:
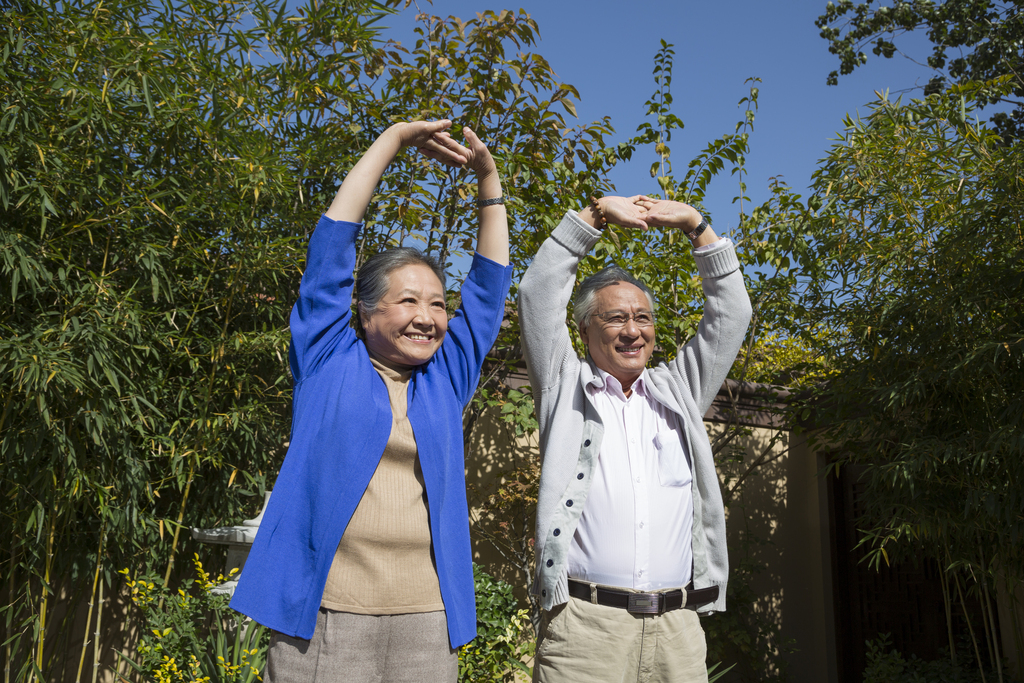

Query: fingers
<box><xmin>463</xmin><ymin>126</ymin><xmax>486</xmax><ymax>151</ymax></box>
<box><xmin>417</xmin><ymin>131</ymin><xmax>468</xmax><ymax>166</ymax></box>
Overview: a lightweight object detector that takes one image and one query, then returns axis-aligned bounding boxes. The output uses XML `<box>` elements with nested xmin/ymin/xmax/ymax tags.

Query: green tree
<box><xmin>798</xmin><ymin>85</ymin><xmax>1024</xmax><ymax>680</ymax></box>
<box><xmin>817</xmin><ymin>0</ymin><xmax>1024</xmax><ymax>138</ymax></box>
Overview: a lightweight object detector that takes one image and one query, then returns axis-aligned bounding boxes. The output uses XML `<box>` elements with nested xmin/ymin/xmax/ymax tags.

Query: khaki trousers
<box><xmin>266</xmin><ymin>609</ymin><xmax>457</xmax><ymax>683</ymax></box>
<box><xmin>533</xmin><ymin>595</ymin><xmax>708</xmax><ymax>683</ymax></box>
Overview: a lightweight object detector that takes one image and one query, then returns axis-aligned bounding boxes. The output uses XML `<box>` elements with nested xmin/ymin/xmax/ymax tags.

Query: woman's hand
<box><xmin>634</xmin><ymin>196</ymin><xmax>702</xmax><ymax>233</ymax></box>
<box><xmin>392</xmin><ymin>120</ymin><xmax>468</xmax><ymax>167</ymax></box>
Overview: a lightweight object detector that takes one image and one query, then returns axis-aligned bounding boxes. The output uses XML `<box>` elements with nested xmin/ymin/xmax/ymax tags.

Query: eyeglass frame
<box><xmin>588</xmin><ymin>309</ymin><xmax>656</xmax><ymax>328</ymax></box>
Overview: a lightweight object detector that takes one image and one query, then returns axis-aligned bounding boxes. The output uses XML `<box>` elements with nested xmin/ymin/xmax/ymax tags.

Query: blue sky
<box><xmin>380</xmin><ymin>0</ymin><xmax>941</xmax><ymax>235</ymax></box>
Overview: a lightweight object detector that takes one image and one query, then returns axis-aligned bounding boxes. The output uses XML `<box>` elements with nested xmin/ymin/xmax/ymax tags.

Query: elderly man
<box><xmin>518</xmin><ymin>195</ymin><xmax>751</xmax><ymax>683</ymax></box>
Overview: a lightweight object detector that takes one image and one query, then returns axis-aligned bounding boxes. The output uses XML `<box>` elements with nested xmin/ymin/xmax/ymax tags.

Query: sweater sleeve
<box><xmin>287</xmin><ymin>215</ymin><xmax>361</xmax><ymax>382</ymax></box>
<box><xmin>518</xmin><ymin>212</ymin><xmax>601</xmax><ymax>396</ymax></box>
<box><xmin>668</xmin><ymin>239</ymin><xmax>752</xmax><ymax>415</ymax></box>
<box><xmin>437</xmin><ymin>252</ymin><xmax>514</xmax><ymax>405</ymax></box>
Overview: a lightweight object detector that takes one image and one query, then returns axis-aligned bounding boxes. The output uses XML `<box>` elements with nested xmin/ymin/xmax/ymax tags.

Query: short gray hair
<box><xmin>573</xmin><ymin>265</ymin><xmax>656</xmax><ymax>330</ymax></box>
<box><xmin>354</xmin><ymin>248</ymin><xmax>446</xmax><ymax>333</ymax></box>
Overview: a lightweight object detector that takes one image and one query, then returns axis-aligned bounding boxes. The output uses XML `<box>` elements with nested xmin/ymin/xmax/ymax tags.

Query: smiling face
<box><xmin>360</xmin><ymin>263</ymin><xmax>448</xmax><ymax>367</ymax></box>
<box><xmin>579</xmin><ymin>282</ymin><xmax>656</xmax><ymax>393</ymax></box>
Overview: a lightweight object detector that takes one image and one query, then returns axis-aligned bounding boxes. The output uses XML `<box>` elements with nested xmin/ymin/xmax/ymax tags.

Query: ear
<box><xmin>579</xmin><ymin>322</ymin><xmax>590</xmax><ymax>346</ymax></box>
<box><xmin>358</xmin><ymin>302</ymin><xmax>370</xmax><ymax>330</ymax></box>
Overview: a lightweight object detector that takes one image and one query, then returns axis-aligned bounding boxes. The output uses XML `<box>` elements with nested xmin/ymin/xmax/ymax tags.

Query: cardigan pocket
<box><xmin>654</xmin><ymin>431</ymin><xmax>692</xmax><ymax>487</ymax></box>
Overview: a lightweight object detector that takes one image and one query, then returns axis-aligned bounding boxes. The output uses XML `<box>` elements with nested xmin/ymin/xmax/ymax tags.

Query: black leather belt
<box><xmin>567</xmin><ymin>579</ymin><xmax>719</xmax><ymax>615</ymax></box>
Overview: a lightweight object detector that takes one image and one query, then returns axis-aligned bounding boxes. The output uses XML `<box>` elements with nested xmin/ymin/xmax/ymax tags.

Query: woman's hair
<box><xmin>572</xmin><ymin>265</ymin><xmax>656</xmax><ymax>330</ymax></box>
<box><xmin>354</xmin><ymin>247</ymin><xmax>447</xmax><ymax>333</ymax></box>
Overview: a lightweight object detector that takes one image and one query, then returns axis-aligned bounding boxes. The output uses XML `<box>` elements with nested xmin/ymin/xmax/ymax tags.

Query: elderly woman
<box><xmin>231</xmin><ymin>120</ymin><xmax>512</xmax><ymax>682</ymax></box>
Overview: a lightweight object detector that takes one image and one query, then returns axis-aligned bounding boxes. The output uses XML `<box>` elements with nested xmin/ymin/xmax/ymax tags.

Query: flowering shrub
<box><xmin>119</xmin><ymin>556</ymin><xmax>267</xmax><ymax>683</ymax></box>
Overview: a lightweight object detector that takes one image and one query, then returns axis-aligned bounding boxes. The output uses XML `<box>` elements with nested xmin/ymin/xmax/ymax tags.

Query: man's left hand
<box><xmin>635</xmin><ymin>196</ymin><xmax>702</xmax><ymax>233</ymax></box>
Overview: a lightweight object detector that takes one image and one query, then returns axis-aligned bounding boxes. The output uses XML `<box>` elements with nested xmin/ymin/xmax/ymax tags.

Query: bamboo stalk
<box><xmin>162</xmin><ymin>461</ymin><xmax>195</xmax><ymax>594</ymax></box>
<box><xmin>90</xmin><ymin>578</ymin><xmax>103</xmax><ymax>683</ymax></box>
<box><xmin>5</xmin><ymin>543</ymin><xmax>14</xmax><ymax>683</ymax></box>
<box><xmin>939</xmin><ymin>557</ymin><xmax>957</xmax><ymax>666</ymax></box>
<box><xmin>35</xmin><ymin>512</ymin><xmax>57</xmax><ymax>681</ymax></box>
<box><xmin>955</xmin><ymin>570</ymin><xmax>988</xmax><ymax>683</ymax></box>
<box><xmin>76</xmin><ymin>524</ymin><xmax>105</xmax><ymax>683</ymax></box>
<box><xmin>978</xmin><ymin>547</ymin><xmax>1004</xmax><ymax>683</ymax></box>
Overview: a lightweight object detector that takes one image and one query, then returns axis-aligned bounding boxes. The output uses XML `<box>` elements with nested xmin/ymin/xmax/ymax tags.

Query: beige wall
<box><xmin>708</xmin><ymin>422</ymin><xmax>836</xmax><ymax>683</ymax></box>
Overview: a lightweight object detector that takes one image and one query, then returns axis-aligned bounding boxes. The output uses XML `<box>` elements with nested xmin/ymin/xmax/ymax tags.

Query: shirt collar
<box><xmin>587</xmin><ymin>367</ymin><xmax>650</xmax><ymax>401</ymax></box>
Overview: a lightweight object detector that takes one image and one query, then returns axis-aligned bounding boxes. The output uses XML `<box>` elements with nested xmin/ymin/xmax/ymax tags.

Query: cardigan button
<box><xmin>584</xmin><ymin>439</ymin><xmax>591</xmax><ymax>447</ymax></box>
<box><xmin>546</xmin><ymin>559</ymin><xmax>553</xmax><ymax>567</ymax></box>
<box><xmin>566</xmin><ymin>499</ymin><xmax>573</xmax><ymax>507</ymax></box>
<box><xmin>577</xmin><ymin>473</ymin><xmax>584</xmax><ymax>480</ymax></box>
<box><xmin>542</xmin><ymin>589</ymin><xmax>547</xmax><ymax>597</ymax></box>
<box><xmin>553</xmin><ymin>528</ymin><xmax>561</xmax><ymax>536</ymax></box>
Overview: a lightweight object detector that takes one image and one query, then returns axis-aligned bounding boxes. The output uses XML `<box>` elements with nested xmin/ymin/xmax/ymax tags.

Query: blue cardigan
<box><xmin>230</xmin><ymin>215</ymin><xmax>513</xmax><ymax>648</ymax></box>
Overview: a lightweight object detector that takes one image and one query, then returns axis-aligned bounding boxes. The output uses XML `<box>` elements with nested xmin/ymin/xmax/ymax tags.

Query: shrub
<box><xmin>119</xmin><ymin>557</ymin><xmax>268</xmax><ymax>683</ymax></box>
<box><xmin>459</xmin><ymin>564</ymin><xmax>534</xmax><ymax>682</ymax></box>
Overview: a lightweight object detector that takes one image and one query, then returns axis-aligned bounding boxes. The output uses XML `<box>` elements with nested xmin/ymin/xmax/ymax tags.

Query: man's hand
<box><xmin>634</xmin><ymin>196</ymin><xmax>702</xmax><ymax>233</ymax></box>
<box><xmin>580</xmin><ymin>195</ymin><xmax>649</xmax><ymax>231</ymax></box>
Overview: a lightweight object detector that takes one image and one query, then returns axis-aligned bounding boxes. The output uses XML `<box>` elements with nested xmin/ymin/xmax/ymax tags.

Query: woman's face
<box><xmin>361</xmin><ymin>263</ymin><xmax>448</xmax><ymax>366</ymax></box>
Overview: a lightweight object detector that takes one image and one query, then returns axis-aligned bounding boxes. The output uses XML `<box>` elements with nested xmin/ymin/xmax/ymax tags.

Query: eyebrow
<box><xmin>393</xmin><ymin>288</ymin><xmax>445</xmax><ymax>300</ymax></box>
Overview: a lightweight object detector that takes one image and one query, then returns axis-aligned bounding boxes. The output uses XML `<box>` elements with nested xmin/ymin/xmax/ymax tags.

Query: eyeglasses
<box><xmin>589</xmin><ymin>310</ymin><xmax>655</xmax><ymax>328</ymax></box>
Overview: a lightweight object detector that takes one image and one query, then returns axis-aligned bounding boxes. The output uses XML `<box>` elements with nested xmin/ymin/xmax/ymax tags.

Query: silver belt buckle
<box><xmin>627</xmin><ymin>592</ymin><xmax>661</xmax><ymax>615</ymax></box>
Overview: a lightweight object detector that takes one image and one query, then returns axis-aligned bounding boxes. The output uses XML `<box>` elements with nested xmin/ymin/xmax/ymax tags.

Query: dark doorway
<box><xmin>826</xmin><ymin>463</ymin><xmax>989</xmax><ymax>682</ymax></box>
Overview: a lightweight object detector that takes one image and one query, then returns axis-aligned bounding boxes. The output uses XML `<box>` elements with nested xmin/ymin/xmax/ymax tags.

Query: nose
<box><xmin>412</xmin><ymin>303</ymin><xmax>434</xmax><ymax>326</ymax></box>
<box><xmin>620</xmin><ymin>317</ymin><xmax>642</xmax><ymax>337</ymax></box>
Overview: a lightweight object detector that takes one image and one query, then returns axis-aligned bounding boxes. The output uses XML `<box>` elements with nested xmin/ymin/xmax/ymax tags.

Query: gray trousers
<box><xmin>266</xmin><ymin>609</ymin><xmax>457</xmax><ymax>683</ymax></box>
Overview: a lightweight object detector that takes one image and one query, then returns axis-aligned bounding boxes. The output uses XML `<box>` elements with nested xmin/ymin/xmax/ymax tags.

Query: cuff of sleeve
<box><xmin>694</xmin><ymin>238</ymin><xmax>741</xmax><ymax>279</ymax></box>
<box><xmin>318</xmin><ymin>213</ymin><xmax>363</xmax><ymax>231</ymax></box>
<box><xmin>552</xmin><ymin>211</ymin><xmax>603</xmax><ymax>256</ymax></box>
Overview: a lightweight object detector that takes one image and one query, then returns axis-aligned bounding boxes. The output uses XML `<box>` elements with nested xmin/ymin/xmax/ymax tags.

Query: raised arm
<box><xmin>429</xmin><ymin>126</ymin><xmax>509</xmax><ymax>265</ymax></box>
<box><xmin>325</xmin><ymin>120</ymin><xmax>467</xmax><ymax>223</ymax></box>
<box><xmin>518</xmin><ymin>196</ymin><xmax>649</xmax><ymax>394</ymax></box>
<box><xmin>633</xmin><ymin>196</ymin><xmax>750</xmax><ymax>412</ymax></box>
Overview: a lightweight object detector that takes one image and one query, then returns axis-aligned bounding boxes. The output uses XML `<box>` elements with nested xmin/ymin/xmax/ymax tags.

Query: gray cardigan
<box><xmin>518</xmin><ymin>211</ymin><xmax>751</xmax><ymax>613</ymax></box>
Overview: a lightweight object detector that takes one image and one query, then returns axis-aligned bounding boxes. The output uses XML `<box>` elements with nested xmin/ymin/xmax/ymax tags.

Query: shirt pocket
<box><xmin>654</xmin><ymin>430</ymin><xmax>692</xmax><ymax>487</ymax></box>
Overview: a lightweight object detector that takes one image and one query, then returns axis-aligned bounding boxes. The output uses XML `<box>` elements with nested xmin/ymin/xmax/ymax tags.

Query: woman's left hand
<box><xmin>426</xmin><ymin>127</ymin><xmax>497</xmax><ymax>178</ymax></box>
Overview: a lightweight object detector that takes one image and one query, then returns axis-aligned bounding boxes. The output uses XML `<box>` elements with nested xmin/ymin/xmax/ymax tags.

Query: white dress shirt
<box><xmin>566</xmin><ymin>368</ymin><xmax>695</xmax><ymax>590</ymax></box>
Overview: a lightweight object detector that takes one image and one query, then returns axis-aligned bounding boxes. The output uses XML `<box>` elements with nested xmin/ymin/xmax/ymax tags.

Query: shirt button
<box><xmin>639</xmin><ymin>522</ymin><xmax>645</xmax><ymax>529</ymax></box>
<box><xmin>566</xmin><ymin>500</ymin><xmax>573</xmax><ymax>507</ymax></box>
<box><xmin>577</xmin><ymin>473</ymin><xmax>584</xmax><ymax>480</ymax></box>
<box><xmin>636</xmin><ymin>477</ymin><xmax>641</xmax><ymax>483</ymax></box>
<box><xmin>638</xmin><ymin>570</ymin><xmax>644</xmax><ymax>576</ymax></box>
<box><xmin>546</xmin><ymin>559</ymin><xmax>554</xmax><ymax>567</ymax></box>
<box><xmin>553</xmin><ymin>528</ymin><xmax>561</xmax><ymax>536</ymax></box>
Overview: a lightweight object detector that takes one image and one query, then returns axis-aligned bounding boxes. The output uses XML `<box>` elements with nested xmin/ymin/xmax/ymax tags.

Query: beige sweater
<box><xmin>320</xmin><ymin>357</ymin><xmax>444</xmax><ymax>614</ymax></box>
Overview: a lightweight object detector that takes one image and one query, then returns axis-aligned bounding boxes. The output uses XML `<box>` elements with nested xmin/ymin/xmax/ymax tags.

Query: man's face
<box><xmin>580</xmin><ymin>282</ymin><xmax>656</xmax><ymax>393</ymax></box>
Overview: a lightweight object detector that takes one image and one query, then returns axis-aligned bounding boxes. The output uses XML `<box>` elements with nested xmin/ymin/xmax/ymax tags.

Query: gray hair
<box><xmin>573</xmin><ymin>265</ymin><xmax>656</xmax><ymax>330</ymax></box>
<box><xmin>354</xmin><ymin>247</ymin><xmax>446</xmax><ymax>333</ymax></box>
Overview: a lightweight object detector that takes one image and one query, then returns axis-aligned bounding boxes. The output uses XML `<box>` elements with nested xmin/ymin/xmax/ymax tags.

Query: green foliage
<box><xmin>118</xmin><ymin>557</ymin><xmax>269</xmax><ymax>683</ymax></box>
<box><xmin>862</xmin><ymin>634</ymin><xmax>1005</xmax><ymax>683</ymax></box>
<box><xmin>798</xmin><ymin>86</ymin><xmax>1024</xmax><ymax>675</ymax></box>
<box><xmin>816</xmin><ymin>0</ymin><xmax>1024</xmax><ymax>138</ymax></box>
<box><xmin>458</xmin><ymin>564</ymin><xmax>533</xmax><ymax>683</ymax></box>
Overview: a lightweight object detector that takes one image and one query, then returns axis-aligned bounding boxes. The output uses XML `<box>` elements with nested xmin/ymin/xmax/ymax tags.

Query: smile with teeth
<box><xmin>617</xmin><ymin>345</ymin><xmax>644</xmax><ymax>355</ymax></box>
<box><xmin>405</xmin><ymin>333</ymin><xmax>434</xmax><ymax>342</ymax></box>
